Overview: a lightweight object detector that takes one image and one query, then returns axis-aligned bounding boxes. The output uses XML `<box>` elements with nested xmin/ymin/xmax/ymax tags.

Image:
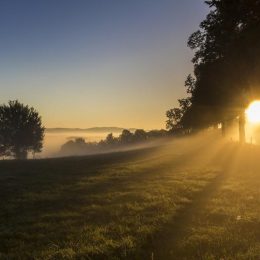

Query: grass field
<box><xmin>0</xmin><ymin>133</ymin><xmax>259</xmax><ymax>259</ymax></box>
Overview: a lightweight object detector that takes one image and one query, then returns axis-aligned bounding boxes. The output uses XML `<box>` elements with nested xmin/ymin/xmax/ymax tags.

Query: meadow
<box><xmin>0</xmin><ymin>133</ymin><xmax>259</xmax><ymax>259</ymax></box>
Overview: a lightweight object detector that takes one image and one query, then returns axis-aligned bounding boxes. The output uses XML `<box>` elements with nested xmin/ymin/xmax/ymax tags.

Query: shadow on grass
<box><xmin>134</xmin><ymin>143</ymin><xmax>239</xmax><ymax>260</ymax></box>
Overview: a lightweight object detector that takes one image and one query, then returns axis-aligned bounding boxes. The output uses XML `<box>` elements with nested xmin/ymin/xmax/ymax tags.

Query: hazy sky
<box><xmin>0</xmin><ymin>0</ymin><xmax>208</xmax><ymax>129</ymax></box>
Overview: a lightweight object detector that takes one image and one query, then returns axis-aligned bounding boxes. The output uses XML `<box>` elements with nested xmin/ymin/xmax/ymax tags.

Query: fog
<box><xmin>35</xmin><ymin>128</ymin><xmax>169</xmax><ymax>159</ymax></box>
<box><xmin>38</xmin><ymin>131</ymin><xmax>121</xmax><ymax>158</ymax></box>
<box><xmin>34</xmin><ymin>122</ymin><xmax>260</xmax><ymax>159</ymax></box>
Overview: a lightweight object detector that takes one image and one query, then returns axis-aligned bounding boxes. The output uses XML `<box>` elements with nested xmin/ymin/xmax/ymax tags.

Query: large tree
<box><xmin>167</xmin><ymin>0</ymin><xmax>260</xmax><ymax>142</ymax></box>
<box><xmin>0</xmin><ymin>100</ymin><xmax>45</xmax><ymax>159</ymax></box>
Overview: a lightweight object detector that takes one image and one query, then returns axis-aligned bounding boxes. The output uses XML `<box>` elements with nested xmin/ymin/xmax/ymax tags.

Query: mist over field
<box><xmin>37</xmin><ymin>123</ymin><xmax>260</xmax><ymax>159</ymax></box>
<box><xmin>40</xmin><ymin>129</ymin><xmax>122</xmax><ymax>158</ymax></box>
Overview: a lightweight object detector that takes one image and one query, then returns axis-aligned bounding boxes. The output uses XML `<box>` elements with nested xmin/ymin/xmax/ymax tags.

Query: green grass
<box><xmin>0</xmin><ymin>133</ymin><xmax>259</xmax><ymax>259</ymax></box>
<box><xmin>165</xmin><ymin>144</ymin><xmax>260</xmax><ymax>260</ymax></box>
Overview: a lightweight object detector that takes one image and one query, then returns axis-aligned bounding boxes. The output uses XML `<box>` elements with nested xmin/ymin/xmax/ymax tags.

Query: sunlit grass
<box><xmin>158</xmin><ymin>144</ymin><xmax>260</xmax><ymax>259</ymax></box>
<box><xmin>0</xmin><ymin>133</ymin><xmax>259</xmax><ymax>259</ymax></box>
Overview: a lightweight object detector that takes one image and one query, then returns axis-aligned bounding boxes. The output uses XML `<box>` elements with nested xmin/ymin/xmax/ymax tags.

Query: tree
<box><xmin>120</xmin><ymin>129</ymin><xmax>133</xmax><ymax>144</ymax></box>
<box><xmin>60</xmin><ymin>138</ymin><xmax>96</xmax><ymax>156</ymax></box>
<box><xmin>168</xmin><ymin>0</ymin><xmax>260</xmax><ymax>142</ymax></box>
<box><xmin>105</xmin><ymin>133</ymin><xmax>118</xmax><ymax>146</ymax></box>
<box><xmin>186</xmin><ymin>1</ymin><xmax>249</xmax><ymax>140</ymax></box>
<box><xmin>147</xmin><ymin>129</ymin><xmax>168</xmax><ymax>138</ymax></box>
<box><xmin>166</xmin><ymin>93</ymin><xmax>192</xmax><ymax>133</ymax></box>
<box><xmin>166</xmin><ymin>108</ymin><xmax>183</xmax><ymax>132</ymax></box>
<box><xmin>0</xmin><ymin>100</ymin><xmax>45</xmax><ymax>159</ymax></box>
<box><xmin>133</xmin><ymin>129</ymin><xmax>147</xmax><ymax>142</ymax></box>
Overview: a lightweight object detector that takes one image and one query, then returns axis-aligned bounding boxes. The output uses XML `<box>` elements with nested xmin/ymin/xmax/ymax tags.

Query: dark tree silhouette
<box><xmin>133</xmin><ymin>129</ymin><xmax>147</xmax><ymax>142</ymax></box>
<box><xmin>60</xmin><ymin>138</ymin><xmax>98</xmax><ymax>156</ymax></box>
<box><xmin>147</xmin><ymin>129</ymin><xmax>168</xmax><ymax>138</ymax></box>
<box><xmin>105</xmin><ymin>133</ymin><xmax>118</xmax><ymax>146</ymax></box>
<box><xmin>0</xmin><ymin>100</ymin><xmax>45</xmax><ymax>159</ymax></box>
<box><xmin>166</xmin><ymin>108</ymin><xmax>183</xmax><ymax>132</ymax></box>
<box><xmin>167</xmin><ymin>0</ymin><xmax>260</xmax><ymax>143</ymax></box>
<box><xmin>120</xmin><ymin>129</ymin><xmax>134</xmax><ymax>144</ymax></box>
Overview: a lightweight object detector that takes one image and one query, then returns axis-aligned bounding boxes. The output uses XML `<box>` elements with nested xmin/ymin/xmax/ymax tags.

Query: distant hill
<box><xmin>46</xmin><ymin>127</ymin><xmax>137</xmax><ymax>133</ymax></box>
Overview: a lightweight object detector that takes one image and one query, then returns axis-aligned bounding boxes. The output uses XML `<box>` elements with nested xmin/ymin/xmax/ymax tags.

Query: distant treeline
<box><xmin>46</xmin><ymin>127</ymin><xmax>137</xmax><ymax>134</ymax></box>
<box><xmin>59</xmin><ymin>129</ymin><xmax>168</xmax><ymax>156</ymax></box>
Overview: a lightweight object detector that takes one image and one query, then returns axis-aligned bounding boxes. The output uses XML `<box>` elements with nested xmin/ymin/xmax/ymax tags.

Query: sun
<box><xmin>246</xmin><ymin>101</ymin><xmax>260</xmax><ymax>124</ymax></box>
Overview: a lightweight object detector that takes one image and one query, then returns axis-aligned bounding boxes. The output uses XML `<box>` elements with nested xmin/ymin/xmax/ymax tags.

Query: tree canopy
<box><xmin>167</xmin><ymin>0</ymin><xmax>260</xmax><ymax>141</ymax></box>
<box><xmin>0</xmin><ymin>100</ymin><xmax>45</xmax><ymax>159</ymax></box>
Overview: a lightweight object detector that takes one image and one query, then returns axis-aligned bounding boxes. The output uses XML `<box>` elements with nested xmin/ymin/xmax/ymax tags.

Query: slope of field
<box><xmin>0</xmin><ymin>133</ymin><xmax>259</xmax><ymax>259</ymax></box>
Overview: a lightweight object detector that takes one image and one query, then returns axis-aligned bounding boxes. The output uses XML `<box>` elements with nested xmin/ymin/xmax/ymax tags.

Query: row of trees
<box><xmin>60</xmin><ymin>129</ymin><xmax>168</xmax><ymax>156</ymax></box>
<box><xmin>167</xmin><ymin>0</ymin><xmax>260</xmax><ymax>142</ymax></box>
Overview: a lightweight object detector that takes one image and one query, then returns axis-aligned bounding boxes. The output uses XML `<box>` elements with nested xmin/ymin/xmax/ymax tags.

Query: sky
<box><xmin>0</xmin><ymin>0</ymin><xmax>208</xmax><ymax>129</ymax></box>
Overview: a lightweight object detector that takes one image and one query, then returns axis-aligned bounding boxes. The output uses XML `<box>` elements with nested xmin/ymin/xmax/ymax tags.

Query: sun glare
<box><xmin>246</xmin><ymin>101</ymin><xmax>260</xmax><ymax>124</ymax></box>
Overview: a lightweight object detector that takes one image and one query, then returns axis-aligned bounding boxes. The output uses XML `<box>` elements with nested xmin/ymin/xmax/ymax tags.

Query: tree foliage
<box><xmin>167</xmin><ymin>0</ymin><xmax>260</xmax><ymax>137</ymax></box>
<box><xmin>0</xmin><ymin>100</ymin><xmax>45</xmax><ymax>159</ymax></box>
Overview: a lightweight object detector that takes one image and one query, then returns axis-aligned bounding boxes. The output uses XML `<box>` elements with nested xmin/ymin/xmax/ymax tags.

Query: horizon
<box><xmin>45</xmin><ymin>126</ymin><xmax>158</xmax><ymax>130</ymax></box>
<box><xmin>0</xmin><ymin>0</ymin><xmax>208</xmax><ymax>129</ymax></box>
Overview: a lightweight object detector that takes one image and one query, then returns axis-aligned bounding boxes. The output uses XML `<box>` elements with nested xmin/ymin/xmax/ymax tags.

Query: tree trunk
<box><xmin>14</xmin><ymin>148</ymin><xmax>28</xmax><ymax>160</ymax></box>
<box><xmin>239</xmin><ymin>112</ymin><xmax>246</xmax><ymax>144</ymax></box>
<box><xmin>222</xmin><ymin>121</ymin><xmax>226</xmax><ymax>137</ymax></box>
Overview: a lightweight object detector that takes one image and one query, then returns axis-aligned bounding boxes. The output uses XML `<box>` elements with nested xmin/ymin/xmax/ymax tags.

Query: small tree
<box><xmin>0</xmin><ymin>100</ymin><xmax>45</xmax><ymax>159</ymax></box>
<box><xmin>105</xmin><ymin>133</ymin><xmax>117</xmax><ymax>146</ymax></box>
<box><xmin>134</xmin><ymin>129</ymin><xmax>147</xmax><ymax>142</ymax></box>
<box><xmin>120</xmin><ymin>129</ymin><xmax>133</xmax><ymax>144</ymax></box>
